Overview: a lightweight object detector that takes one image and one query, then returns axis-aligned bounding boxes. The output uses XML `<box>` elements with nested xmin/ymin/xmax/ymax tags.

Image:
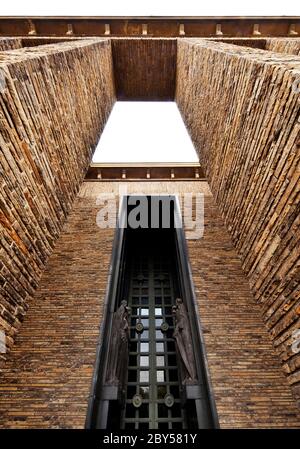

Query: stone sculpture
<box><xmin>172</xmin><ymin>297</ymin><xmax>197</xmax><ymax>384</ymax></box>
<box><xmin>106</xmin><ymin>300</ymin><xmax>130</xmax><ymax>388</ymax></box>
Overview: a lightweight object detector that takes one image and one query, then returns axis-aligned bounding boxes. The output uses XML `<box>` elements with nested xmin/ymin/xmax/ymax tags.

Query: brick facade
<box><xmin>176</xmin><ymin>39</ymin><xmax>300</xmax><ymax>405</ymax></box>
<box><xmin>0</xmin><ymin>181</ymin><xmax>298</xmax><ymax>428</ymax></box>
<box><xmin>0</xmin><ymin>33</ymin><xmax>299</xmax><ymax>428</ymax></box>
<box><xmin>0</xmin><ymin>39</ymin><xmax>115</xmax><ymax>358</ymax></box>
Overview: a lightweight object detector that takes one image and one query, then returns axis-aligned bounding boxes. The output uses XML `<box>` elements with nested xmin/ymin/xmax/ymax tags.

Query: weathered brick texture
<box><xmin>0</xmin><ymin>39</ymin><xmax>115</xmax><ymax>358</ymax></box>
<box><xmin>176</xmin><ymin>39</ymin><xmax>300</xmax><ymax>404</ymax></box>
<box><xmin>0</xmin><ymin>181</ymin><xmax>298</xmax><ymax>428</ymax></box>
<box><xmin>111</xmin><ymin>38</ymin><xmax>177</xmax><ymax>100</ymax></box>
<box><xmin>0</xmin><ymin>38</ymin><xmax>22</xmax><ymax>51</ymax></box>
<box><xmin>212</xmin><ymin>38</ymin><xmax>300</xmax><ymax>54</ymax></box>
<box><xmin>0</xmin><ymin>190</ymin><xmax>114</xmax><ymax>427</ymax></box>
<box><xmin>0</xmin><ymin>35</ymin><xmax>299</xmax><ymax>428</ymax></box>
<box><xmin>265</xmin><ymin>38</ymin><xmax>300</xmax><ymax>55</ymax></box>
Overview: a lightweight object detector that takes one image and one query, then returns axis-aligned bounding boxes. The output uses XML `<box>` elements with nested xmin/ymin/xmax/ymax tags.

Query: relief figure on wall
<box><xmin>173</xmin><ymin>297</ymin><xmax>197</xmax><ymax>384</ymax></box>
<box><xmin>106</xmin><ymin>300</ymin><xmax>130</xmax><ymax>390</ymax></box>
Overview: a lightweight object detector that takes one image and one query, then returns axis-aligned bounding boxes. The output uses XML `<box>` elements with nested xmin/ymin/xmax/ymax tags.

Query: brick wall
<box><xmin>265</xmin><ymin>38</ymin><xmax>300</xmax><ymax>55</ymax></box>
<box><xmin>176</xmin><ymin>39</ymin><xmax>300</xmax><ymax>404</ymax></box>
<box><xmin>0</xmin><ymin>39</ymin><xmax>115</xmax><ymax>358</ymax></box>
<box><xmin>0</xmin><ymin>38</ymin><xmax>22</xmax><ymax>51</ymax></box>
<box><xmin>211</xmin><ymin>38</ymin><xmax>300</xmax><ymax>54</ymax></box>
<box><xmin>0</xmin><ymin>181</ymin><xmax>298</xmax><ymax>428</ymax></box>
<box><xmin>111</xmin><ymin>38</ymin><xmax>177</xmax><ymax>100</ymax></box>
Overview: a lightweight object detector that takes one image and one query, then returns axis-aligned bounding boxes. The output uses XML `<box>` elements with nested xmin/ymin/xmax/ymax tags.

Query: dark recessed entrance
<box><xmin>121</xmin><ymin>228</ymin><xmax>186</xmax><ymax>429</ymax></box>
<box><xmin>86</xmin><ymin>196</ymin><xmax>218</xmax><ymax>429</ymax></box>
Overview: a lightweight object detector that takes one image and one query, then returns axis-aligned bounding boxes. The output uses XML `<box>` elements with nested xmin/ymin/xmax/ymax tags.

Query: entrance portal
<box><xmin>121</xmin><ymin>229</ymin><xmax>186</xmax><ymax>429</ymax></box>
<box><xmin>86</xmin><ymin>196</ymin><xmax>218</xmax><ymax>429</ymax></box>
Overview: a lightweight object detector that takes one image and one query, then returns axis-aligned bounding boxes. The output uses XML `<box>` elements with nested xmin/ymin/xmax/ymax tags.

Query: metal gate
<box><xmin>121</xmin><ymin>237</ymin><xmax>187</xmax><ymax>429</ymax></box>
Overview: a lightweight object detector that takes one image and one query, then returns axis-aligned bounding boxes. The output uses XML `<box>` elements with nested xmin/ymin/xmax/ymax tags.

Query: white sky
<box><xmin>0</xmin><ymin>1</ymin><xmax>299</xmax><ymax>16</ymax></box>
<box><xmin>92</xmin><ymin>102</ymin><xmax>199</xmax><ymax>163</ymax></box>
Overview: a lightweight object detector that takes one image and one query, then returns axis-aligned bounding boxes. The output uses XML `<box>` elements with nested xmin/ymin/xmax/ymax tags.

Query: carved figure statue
<box><xmin>172</xmin><ymin>298</ymin><xmax>197</xmax><ymax>384</ymax></box>
<box><xmin>106</xmin><ymin>300</ymin><xmax>130</xmax><ymax>388</ymax></box>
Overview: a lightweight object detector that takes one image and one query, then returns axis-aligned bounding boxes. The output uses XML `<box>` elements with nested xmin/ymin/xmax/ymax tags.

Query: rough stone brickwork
<box><xmin>212</xmin><ymin>38</ymin><xmax>300</xmax><ymax>54</ymax></box>
<box><xmin>0</xmin><ymin>39</ymin><xmax>115</xmax><ymax>358</ymax></box>
<box><xmin>21</xmin><ymin>38</ymin><xmax>79</xmax><ymax>47</ymax></box>
<box><xmin>0</xmin><ymin>181</ymin><xmax>298</xmax><ymax>428</ymax></box>
<box><xmin>0</xmin><ymin>37</ymin><xmax>78</xmax><ymax>51</ymax></box>
<box><xmin>176</xmin><ymin>39</ymin><xmax>300</xmax><ymax>404</ymax></box>
<box><xmin>0</xmin><ymin>189</ymin><xmax>114</xmax><ymax>427</ymax></box>
<box><xmin>111</xmin><ymin>38</ymin><xmax>177</xmax><ymax>100</ymax></box>
<box><xmin>265</xmin><ymin>38</ymin><xmax>300</xmax><ymax>55</ymax></box>
<box><xmin>0</xmin><ymin>38</ymin><xmax>22</xmax><ymax>51</ymax></box>
<box><xmin>212</xmin><ymin>38</ymin><xmax>267</xmax><ymax>49</ymax></box>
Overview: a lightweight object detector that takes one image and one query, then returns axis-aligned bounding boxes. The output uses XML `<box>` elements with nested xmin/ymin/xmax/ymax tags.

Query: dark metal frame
<box><xmin>0</xmin><ymin>16</ymin><xmax>299</xmax><ymax>38</ymax></box>
<box><xmin>85</xmin><ymin>195</ymin><xmax>219</xmax><ymax>429</ymax></box>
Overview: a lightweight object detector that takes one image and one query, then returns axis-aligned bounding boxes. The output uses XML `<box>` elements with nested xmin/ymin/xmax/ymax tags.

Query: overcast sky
<box><xmin>93</xmin><ymin>101</ymin><xmax>198</xmax><ymax>162</ymax></box>
<box><xmin>0</xmin><ymin>1</ymin><xmax>299</xmax><ymax>16</ymax></box>
<box><xmin>92</xmin><ymin>102</ymin><xmax>199</xmax><ymax>163</ymax></box>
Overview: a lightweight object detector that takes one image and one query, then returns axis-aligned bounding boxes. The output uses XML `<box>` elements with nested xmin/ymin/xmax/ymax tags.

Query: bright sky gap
<box><xmin>92</xmin><ymin>102</ymin><xmax>199</xmax><ymax>164</ymax></box>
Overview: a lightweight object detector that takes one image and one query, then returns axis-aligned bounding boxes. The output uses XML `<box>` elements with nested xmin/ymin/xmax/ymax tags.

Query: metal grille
<box><xmin>121</xmin><ymin>250</ymin><xmax>187</xmax><ymax>429</ymax></box>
